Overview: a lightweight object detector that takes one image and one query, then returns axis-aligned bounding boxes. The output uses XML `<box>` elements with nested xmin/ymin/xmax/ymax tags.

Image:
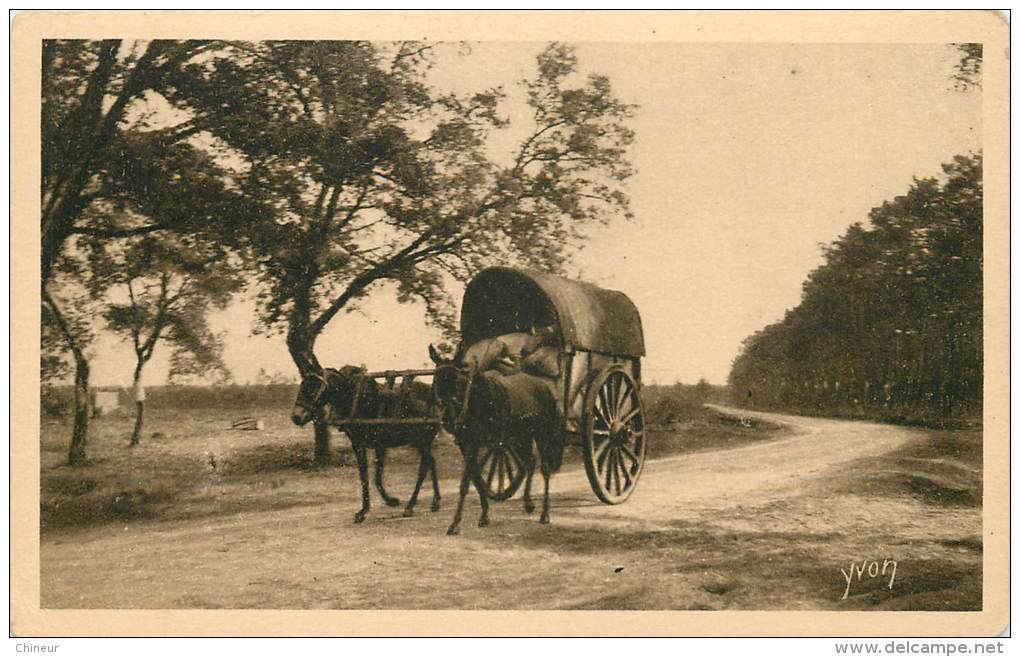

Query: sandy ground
<box><xmin>40</xmin><ymin>407</ymin><xmax>981</xmax><ymax>610</ymax></box>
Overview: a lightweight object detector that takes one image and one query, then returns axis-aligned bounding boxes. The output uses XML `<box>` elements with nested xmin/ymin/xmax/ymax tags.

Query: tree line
<box><xmin>42</xmin><ymin>40</ymin><xmax>636</xmax><ymax>465</ymax></box>
<box><xmin>728</xmin><ymin>153</ymin><xmax>983</xmax><ymax>422</ymax></box>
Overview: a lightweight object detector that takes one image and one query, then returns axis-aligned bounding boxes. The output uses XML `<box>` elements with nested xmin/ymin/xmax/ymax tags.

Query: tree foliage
<box><xmin>728</xmin><ymin>153</ymin><xmax>982</xmax><ymax>422</ymax></box>
<box><xmin>41</xmin><ymin>39</ymin><xmax>234</xmax><ymax>281</ymax></box>
<box><xmin>163</xmin><ymin>41</ymin><xmax>636</xmax><ymax>375</ymax></box>
<box><xmin>951</xmin><ymin>43</ymin><xmax>982</xmax><ymax>90</ymax></box>
<box><xmin>88</xmin><ymin>233</ymin><xmax>240</xmax><ymax>384</ymax></box>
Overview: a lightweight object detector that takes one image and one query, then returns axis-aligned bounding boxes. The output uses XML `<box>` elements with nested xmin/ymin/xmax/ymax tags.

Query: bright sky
<box><xmin>88</xmin><ymin>42</ymin><xmax>981</xmax><ymax>387</ymax></box>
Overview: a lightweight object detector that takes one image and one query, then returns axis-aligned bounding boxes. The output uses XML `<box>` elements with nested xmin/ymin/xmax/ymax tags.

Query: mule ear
<box><xmin>428</xmin><ymin>344</ymin><xmax>443</xmax><ymax>365</ymax></box>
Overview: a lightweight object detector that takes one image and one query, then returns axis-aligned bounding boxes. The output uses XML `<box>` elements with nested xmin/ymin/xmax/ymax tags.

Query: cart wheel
<box><xmin>582</xmin><ymin>365</ymin><xmax>646</xmax><ymax>504</ymax></box>
<box><xmin>477</xmin><ymin>441</ymin><xmax>527</xmax><ymax>501</ymax></box>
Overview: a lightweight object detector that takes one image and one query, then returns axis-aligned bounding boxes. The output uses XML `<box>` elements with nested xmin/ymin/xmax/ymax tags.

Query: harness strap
<box><xmin>453</xmin><ymin>365</ymin><xmax>477</xmax><ymax>431</ymax></box>
<box><xmin>347</xmin><ymin>370</ymin><xmax>367</xmax><ymax>421</ymax></box>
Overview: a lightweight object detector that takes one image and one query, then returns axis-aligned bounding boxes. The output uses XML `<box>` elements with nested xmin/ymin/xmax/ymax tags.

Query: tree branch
<box><xmin>309</xmin><ymin>230</ymin><xmax>436</xmax><ymax>334</ymax></box>
<box><xmin>72</xmin><ymin>223</ymin><xmax>170</xmax><ymax>238</ymax></box>
<box><xmin>42</xmin><ymin>286</ymin><xmax>87</xmax><ymax>357</ymax></box>
<box><xmin>391</xmin><ymin>43</ymin><xmax>435</xmax><ymax>70</ymax></box>
<box><xmin>126</xmin><ymin>277</ymin><xmax>142</xmax><ymax>354</ymax></box>
<box><xmin>226</xmin><ymin>41</ymin><xmax>315</xmax><ymax>118</ymax></box>
<box><xmin>512</xmin><ymin>118</ymin><xmax>568</xmax><ymax>172</ymax></box>
<box><xmin>139</xmin><ymin>272</ymin><xmax>172</xmax><ymax>363</ymax></box>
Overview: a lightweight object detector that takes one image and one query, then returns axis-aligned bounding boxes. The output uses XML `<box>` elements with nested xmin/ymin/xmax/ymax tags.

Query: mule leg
<box><xmin>539</xmin><ymin>458</ymin><xmax>552</xmax><ymax>525</ymax></box>
<box><xmin>402</xmin><ymin>445</ymin><xmax>430</xmax><ymax>518</ymax></box>
<box><xmin>353</xmin><ymin>443</ymin><xmax>371</xmax><ymax>524</ymax></box>
<box><xmin>429</xmin><ymin>450</ymin><xmax>441</xmax><ymax>512</ymax></box>
<box><xmin>470</xmin><ymin>446</ymin><xmax>491</xmax><ymax>528</ymax></box>
<box><xmin>447</xmin><ymin>455</ymin><xmax>472</xmax><ymax>536</ymax></box>
<box><xmin>521</xmin><ymin>440</ymin><xmax>536</xmax><ymax>515</ymax></box>
<box><xmin>374</xmin><ymin>445</ymin><xmax>401</xmax><ymax>507</ymax></box>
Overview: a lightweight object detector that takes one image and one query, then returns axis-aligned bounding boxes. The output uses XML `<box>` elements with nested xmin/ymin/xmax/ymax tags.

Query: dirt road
<box><xmin>42</xmin><ymin>407</ymin><xmax>980</xmax><ymax>610</ymax></box>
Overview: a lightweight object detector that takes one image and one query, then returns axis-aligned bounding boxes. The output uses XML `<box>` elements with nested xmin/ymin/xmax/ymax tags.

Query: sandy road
<box><xmin>41</xmin><ymin>407</ymin><xmax>921</xmax><ymax>610</ymax></box>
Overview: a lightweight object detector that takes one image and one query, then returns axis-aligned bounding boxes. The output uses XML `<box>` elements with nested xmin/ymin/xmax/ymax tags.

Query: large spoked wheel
<box><xmin>582</xmin><ymin>365</ymin><xmax>646</xmax><ymax>504</ymax></box>
<box><xmin>477</xmin><ymin>441</ymin><xmax>527</xmax><ymax>501</ymax></box>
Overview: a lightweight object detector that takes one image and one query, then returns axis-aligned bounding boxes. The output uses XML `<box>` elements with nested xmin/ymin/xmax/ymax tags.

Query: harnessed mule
<box><xmin>292</xmin><ymin>366</ymin><xmax>441</xmax><ymax>523</ymax></box>
<box><xmin>430</xmin><ymin>345</ymin><xmax>559</xmax><ymax>535</ymax></box>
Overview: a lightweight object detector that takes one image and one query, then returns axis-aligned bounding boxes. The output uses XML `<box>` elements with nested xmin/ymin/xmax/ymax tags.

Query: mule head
<box><xmin>291</xmin><ymin>365</ymin><xmax>367</xmax><ymax>426</ymax></box>
<box><xmin>292</xmin><ymin>368</ymin><xmax>331</xmax><ymax>426</ymax></box>
<box><xmin>429</xmin><ymin>343</ymin><xmax>472</xmax><ymax>433</ymax></box>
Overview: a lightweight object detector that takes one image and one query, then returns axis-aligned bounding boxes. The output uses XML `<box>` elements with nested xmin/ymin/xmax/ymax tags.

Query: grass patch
<box><xmin>837</xmin><ymin>428</ymin><xmax>982</xmax><ymax>508</ymax></box>
<box><xmin>648</xmin><ymin>408</ymin><xmax>786</xmax><ymax>459</ymax></box>
<box><xmin>42</xmin><ymin>475</ymin><xmax>181</xmax><ymax>530</ymax></box>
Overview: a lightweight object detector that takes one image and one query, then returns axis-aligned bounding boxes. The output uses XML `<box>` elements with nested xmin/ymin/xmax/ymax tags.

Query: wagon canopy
<box><xmin>461</xmin><ymin>267</ymin><xmax>645</xmax><ymax>358</ymax></box>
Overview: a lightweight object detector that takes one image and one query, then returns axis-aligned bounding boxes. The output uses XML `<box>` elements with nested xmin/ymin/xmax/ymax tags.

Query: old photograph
<box><xmin>11</xmin><ymin>10</ymin><xmax>1009</xmax><ymax>637</ymax></box>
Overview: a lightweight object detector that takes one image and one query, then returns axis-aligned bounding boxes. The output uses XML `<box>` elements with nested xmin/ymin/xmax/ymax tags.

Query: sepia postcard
<box><xmin>10</xmin><ymin>9</ymin><xmax>1010</xmax><ymax>637</ymax></box>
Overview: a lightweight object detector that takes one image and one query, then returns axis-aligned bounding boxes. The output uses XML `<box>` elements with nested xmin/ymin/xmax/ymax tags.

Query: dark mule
<box><xmin>292</xmin><ymin>365</ymin><xmax>441</xmax><ymax>523</ymax></box>
<box><xmin>430</xmin><ymin>345</ymin><xmax>560</xmax><ymax>535</ymax></box>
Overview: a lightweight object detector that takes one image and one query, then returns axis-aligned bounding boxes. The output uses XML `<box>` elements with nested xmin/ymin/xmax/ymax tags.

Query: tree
<box><xmin>729</xmin><ymin>153</ymin><xmax>983</xmax><ymax>422</ymax></box>
<box><xmin>41</xmin><ymin>265</ymin><xmax>96</xmax><ymax>464</ymax></box>
<box><xmin>169</xmin><ymin>41</ymin><xmax>636</xmax><ymax>462</ymax></box>
<box><xmin>89</xmin><ymin>233</ymin><xmax>240</xmax><ymax>445</ymax></box>
<box><xmin>42</xmin><ymin>40</ymin><xmax>256</xmax><ymax>463</ymax></box>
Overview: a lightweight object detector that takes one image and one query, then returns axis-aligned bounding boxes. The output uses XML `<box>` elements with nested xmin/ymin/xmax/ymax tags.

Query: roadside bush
<box><xmin>41</xmin><ymin>386</ymin><xmax>74</xmax><ymax>417</ymax></box>
<box><xmin>39</xmin><ymin>383</ymin><xmax>300</xmax><ymax>415</ymax></box>
<box><xmin>643</xmin><ymin>381</ymin><xmax>726</xmax><ymax>426</ymax></box>
<box><xmin>143</xmin><ymin>384</ymin><xmax>298</xmax><ymax>409</ymax></box>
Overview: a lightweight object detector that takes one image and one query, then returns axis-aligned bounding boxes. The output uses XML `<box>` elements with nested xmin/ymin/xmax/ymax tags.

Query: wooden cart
<box><xmin>458</xmin><ymin>267</ymin><xmax>647</xmax><ymax>504</ymax></box>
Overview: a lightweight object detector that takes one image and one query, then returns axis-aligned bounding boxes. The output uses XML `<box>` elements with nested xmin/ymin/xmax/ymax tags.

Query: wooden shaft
<box><xmin>364</xmin><ymin>368</ymin><xmax>435</xmax><ymax>379</ymax></box>
<box><xmin>333</xmin><ymin>417</ymin><xmax>440</xmax><ymax>426</ymax></box>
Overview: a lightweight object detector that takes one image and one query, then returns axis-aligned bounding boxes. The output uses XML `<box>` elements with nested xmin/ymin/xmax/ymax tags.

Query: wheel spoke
<box><xmin>604</xmin><ymin>449</ymin><xmax>615</xmax><ymax>491</ymax></box>
<box><xmin>611</xmin><ymin>450</ymin><xmax>621</xmax><ymax>496</ymax></box>
<box><xmin>596</xmin><ymin>451</ymin><xmax>611</xmax><ymax>480</ymax></box>
<box><xmin>503</xmin><ymin>450</ymin><xmax>516</xmax><ymax>487</ymax></box>
<box><xmin>617</xmin><ymin>454</ymin><xmax>632</xmax><ymax>489</ymax></box>
<box><xmin>484</xmin><ymin>450</ymin><xmax>498</xmax><ymax>486</ymax></box>
<box><xmin>619</xmin><ymin>443</ymin><xmax>639</xmax><ymax>472</ymax></box>
<box><xmin>614</xmin><ymin>376</ymin><xmax>629</xmax><ymax>418</ymax></box>
<box><xmin>497</xmin><ymin>451</ymin><xmax>505</xmax><ymax>492</ymax></box>
<box><xmin>599</xmin><ymin>386</ymin><xmax>613</xmax><ymax>423</ymax></box>
<box><xmin>617</xmin><ymin>394</ymin><xmax>633</xmax><ymax>423</ymax></box>
<box><xmin>595</xmin><ymin>435</ymin><xmax>611</xmax><ymax>468</ymax></box>
<box><xmin>507</xmin><ymin>445</ymin><xmax>523</xmax><ymax>475</ymax></box>
<box><xmin>593</xmin><ymin>400</ymin><xmax>611</xmax><ymax>429</ymax></box>
<box><xmin>618</xmin><ymin>398</ymin><xmax>639</xmax><ymax>426</ymax></box>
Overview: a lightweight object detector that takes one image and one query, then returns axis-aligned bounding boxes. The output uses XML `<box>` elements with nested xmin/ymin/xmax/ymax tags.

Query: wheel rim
<box><xmin>478</xmin><ymin>442</ymin><xmax>526</xmax><ymax>501</ymax></box>
<box><xmin>585</xmin><ymin>368</ymin><xmax>645</xmax><ymax>504</ymax></box>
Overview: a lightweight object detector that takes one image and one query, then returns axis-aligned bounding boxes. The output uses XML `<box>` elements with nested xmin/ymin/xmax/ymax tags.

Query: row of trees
<box><xmin>42</xmin><ymin>40</ymin><xmax>636</xmax><ymax>464</ymax></box>
<box><xmin>728</xmin><ymin>153</ymin><xmax>983</xmax><ymax>420</ymax></box>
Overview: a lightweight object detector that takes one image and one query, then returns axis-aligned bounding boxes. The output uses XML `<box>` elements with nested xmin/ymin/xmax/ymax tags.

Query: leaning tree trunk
<box><xmin>43</xmin><ymin>288</ymin><xmax>91</xmax><ymax>466</ymax></box>
<box><xmin>68</xmin><ymin>350</ymin><xmax>90</xmax><ymax>466</ymax></box>
<box><xmin>286</xmin><ymin>314</ymin><xmax>330</xmax><ymax>465</ymax></box>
